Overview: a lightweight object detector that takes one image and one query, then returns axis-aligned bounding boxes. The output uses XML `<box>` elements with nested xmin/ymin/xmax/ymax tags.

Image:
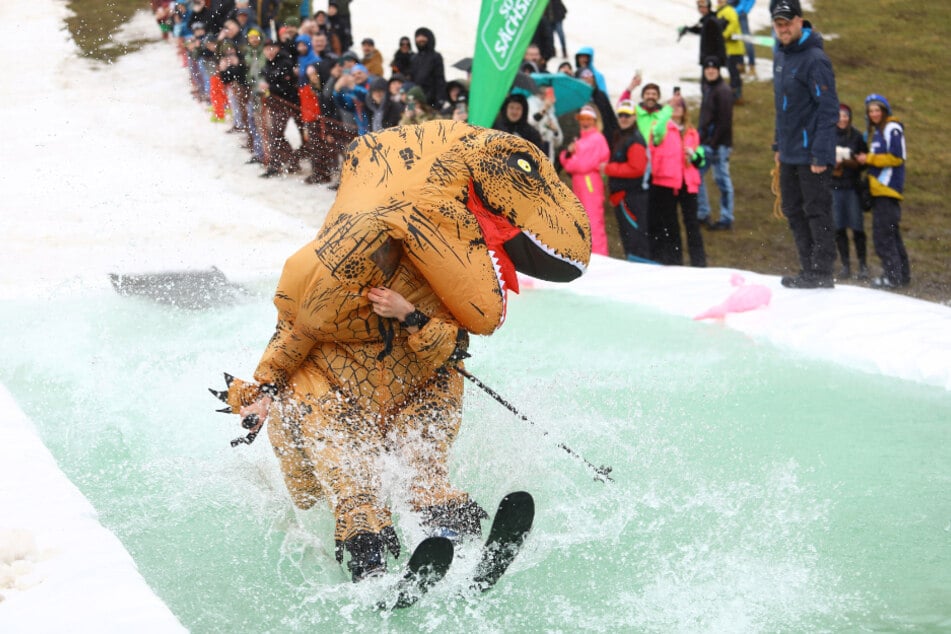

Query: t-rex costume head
<box><xmin>320</xmin><ymin>120</ymin><xmax>591</xmax><ymax>334</ymax></box>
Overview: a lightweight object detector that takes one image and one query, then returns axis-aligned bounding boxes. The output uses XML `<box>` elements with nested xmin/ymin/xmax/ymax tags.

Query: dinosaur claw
<box><xmin>224</xmin><ymin>372</ymin><xmax>235</xmax><ymax>387</ymax></box>
<box><xmin>216</xmin><ymin>407</ymin><xmax>232</xmax><ymax>414</ymax></box>
<box><xmin>209</xmin><ymin>388</ymin><xmax>229</xmax><ymax>403</ymax></box>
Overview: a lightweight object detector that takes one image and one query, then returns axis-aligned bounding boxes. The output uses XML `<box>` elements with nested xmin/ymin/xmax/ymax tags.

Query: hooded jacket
<box><xmin>574</xmin><ymin>47</ymin><xmax>607</xmax><ymax>94</ymax></box>
<box><xmin>408</xmin><ymin>27</ymin><xmax>446</xmax><ymax>108</ymax></box>
<box><xmin>295</xmin><ymin>34</ymin><xmax>320</xmax><ymax>85</ymax></box>
<box><xmin>865</xmin><ymin>96</ymin><xmax>906</xmax><ymax>199</ymax></box>
<box><xmin>772</xmin><ymin>23</ymin><xmax>839</xmax><ymax>166</ymax></box>
<box><xmin>492</xmin><ymin>94</ymin><xmax>544</xmax><ymax>151</ymax></box>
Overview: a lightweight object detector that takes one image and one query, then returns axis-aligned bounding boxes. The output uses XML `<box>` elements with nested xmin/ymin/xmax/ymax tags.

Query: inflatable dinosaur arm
<box><xmin>406</xmin><ymin>315</ymin><xmax>468</xmax><ymax>367</ymax></box>
<box><xmin>253</xmin><ymin>315</ymin><xmax>318</xmax><ymax>390</ymax></box>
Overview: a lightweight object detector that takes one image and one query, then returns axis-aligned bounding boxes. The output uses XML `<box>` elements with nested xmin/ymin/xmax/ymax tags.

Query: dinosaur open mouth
<box><xmin>502</xmin><ymin>231</ymin><xmax>585</xmax><ymax>282</ymax></box>
<box><xmin>467</xmin><ymin>179</ymin><xmax>586</xmax><ymax>290</ymax></box>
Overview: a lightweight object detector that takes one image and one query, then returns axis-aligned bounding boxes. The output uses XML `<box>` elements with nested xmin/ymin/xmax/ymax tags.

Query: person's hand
<box><xmin>627</xmin><ymin>73</ymin><xmax>642</xmax><ymax>91</ymax></box>
<box><xmin>567</xmin><ymin>140</ymin><xmax>577</xmax><ymax>154</ymax></box>
<box><xmin>774</xmin><ymin>151</ymin><xmax>780</xmax><ymax>165</ymax></box>
<box><xmin>810</xmin><ymin>164</ymin><xmax>827</xmax><ymax>174</ymax></box>
<box><xmin>367</xmin><ymin>287</ymin><xmax>414</xmax><ymax>322</ymax></box>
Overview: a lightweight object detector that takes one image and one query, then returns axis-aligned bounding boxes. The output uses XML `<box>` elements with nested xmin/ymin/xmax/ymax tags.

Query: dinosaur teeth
<box><xmin>522</xmin><ymin>230</ymin><xmax>587</xmax><ymax>274</ymax></box>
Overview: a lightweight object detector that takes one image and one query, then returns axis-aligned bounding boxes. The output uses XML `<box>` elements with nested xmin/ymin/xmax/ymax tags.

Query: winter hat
<box><xmin>370</xmin><ymin>77</ymin><xmax>388</xmax><ymax>93</ymax></box>
<box><xmin>616</xmin><ymin>100</ymin><xmax>636</xmax><ymax>116</ymax></box>
<box><xmin>576</xmin><ymin>104</ymin><xmax>598</xmax><ymax>120</ymax></box>
<box><xmin>406</xmin><ymin>86</ymin><xmax>427</xmax><ymax>104</ymax></box>
<box><xmin>247</xmin><ymin>28</ymin><xmax>261</xmax><ymax>39</ymax></box>
<box><xmin>191</xmin><ymin>21</ymin><xmax>206</xmax><ymax>31</ymax></box>
<box><xmin>839</xmin><ymin>103</ymin><xmax>852</xmax><ymax>120</ymax></box>
<box><xmin>352</xmin><ymin>64</ymin><xmax>369</xmax><ymax>74</ymax></box>
<box><xmin>771</xmin><ymin>0</ymin><xmax>802</xmax><ymax>21</ymax></box>
<box><xmin>864</xmin><ymin>93</ymin><xmax>891</xmax><ymax>115</ymax></box>
<box><xmin>703</xmin><ymin>55</ymin><xmax>721</xmax><ymax>69</ymax></box>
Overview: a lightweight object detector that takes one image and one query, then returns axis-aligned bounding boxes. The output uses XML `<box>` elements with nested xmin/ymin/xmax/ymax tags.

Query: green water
<box><xmin>1</xmin><ymin>286</ymin><xmax>949</xmax><ymax>633</ymax></box>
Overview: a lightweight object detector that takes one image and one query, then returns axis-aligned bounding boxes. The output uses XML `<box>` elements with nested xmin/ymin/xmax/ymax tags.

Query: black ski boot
<box><xmin>337</xmin><ymin>526</ymin><xmax>400</xmax><ymax>582</ymax></box>
<box><xmin>420</xmin><ymin>499</ymin><xmax>489</xmax><ymax>543</ymax></box>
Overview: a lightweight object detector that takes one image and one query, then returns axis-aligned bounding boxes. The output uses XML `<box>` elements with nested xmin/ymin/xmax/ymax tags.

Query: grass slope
<box><xmin>606</xmin><ymin>1</ymin><xmax>950</xmax><ymax>304</ymax></box>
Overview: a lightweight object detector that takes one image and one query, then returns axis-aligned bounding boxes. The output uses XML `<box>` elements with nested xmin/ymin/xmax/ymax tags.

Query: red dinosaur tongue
<box><xmin>466</xmin><ymin>181</ymin><xmax>521</xmax><ymax>294</ymax></box>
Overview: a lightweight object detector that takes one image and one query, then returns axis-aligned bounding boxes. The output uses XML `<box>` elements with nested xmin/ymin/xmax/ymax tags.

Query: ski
<box><xmin>379</xmin><ymin>491</ymin><xmax>534</xmax><ymax>609</ymax></box>
<box><xmin>469</xmin><ymin>491</ymin><xmax>535</xmax><ymax>593</ymax></box>
<box><xmin>378</xmin><ymin>536</ymin><xmax>454</xmax><ymax>610</ymax></box>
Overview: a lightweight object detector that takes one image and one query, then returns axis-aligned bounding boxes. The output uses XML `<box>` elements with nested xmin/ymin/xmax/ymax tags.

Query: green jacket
<box><xmin>636</xmin><ymin>104</ymin><xmax>673</xmax><ymax>147</ymax></box>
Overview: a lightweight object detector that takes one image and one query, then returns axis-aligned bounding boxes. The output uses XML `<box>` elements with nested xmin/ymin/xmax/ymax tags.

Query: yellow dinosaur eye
<box><xmin>516</xmin><ymin>158</ymin><xmax>532</xmax><ymax>172</ymax></box>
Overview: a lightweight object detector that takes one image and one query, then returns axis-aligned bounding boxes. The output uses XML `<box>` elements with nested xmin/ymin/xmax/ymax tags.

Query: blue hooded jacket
<box><xmin>295</xmin><ymin>34</ymin><xmax>320</xmax><ymax>86</ymax></box>
<box><xmin>574</xmin><ymin>46</ymin><xmax>608</xmax><ymax>94</ymax></box>
<box><xmin>772</xmin><ymin>24</ymin><xmax>839</xmax><ymax>166</ymax></box>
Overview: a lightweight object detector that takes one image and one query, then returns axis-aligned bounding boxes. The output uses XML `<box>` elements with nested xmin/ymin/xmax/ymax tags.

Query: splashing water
<box><xmin>1</xmin><ymin>284</ymin><xmax>949</xmax><ymax>633</ymax></box>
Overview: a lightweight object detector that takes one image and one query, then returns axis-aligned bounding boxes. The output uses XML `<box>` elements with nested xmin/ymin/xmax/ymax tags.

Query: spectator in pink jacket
<box><xmin>560</xmin><ymin>104</ymin><xmax>611</xmax><ymax>256</ymax></box>
<box><xmin>650</xmin><ymin>96</ymin><xmax>707</xmax><ymax>266</ymax></box>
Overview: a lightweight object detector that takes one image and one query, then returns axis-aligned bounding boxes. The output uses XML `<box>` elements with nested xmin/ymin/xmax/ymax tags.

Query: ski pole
<box><xmin>454</xmin><ymin>366</ymin><xmax>614</xmax><ymax>483</ymax></box>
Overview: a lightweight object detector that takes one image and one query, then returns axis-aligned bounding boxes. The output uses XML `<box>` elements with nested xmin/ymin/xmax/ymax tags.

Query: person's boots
<box><xmin>337</xmin><ymin>526</ymin><xmax>400</xmax><ymax>582</ymax></box>
<box><xmin>420</xmin><ymin>499</ymin><xmax>489</xmax><ymax>543</ymax></box>
<box><xmin>854</xmin><ymin>231</ymin><xmax>869</xmax><ymax>280</ymax></box>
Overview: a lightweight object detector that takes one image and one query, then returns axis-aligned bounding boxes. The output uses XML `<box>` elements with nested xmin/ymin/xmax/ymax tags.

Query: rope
<box><xmin>770</xmin><ymin>165</ymin><xmax>785</xmax><ymax>220</ymax></box>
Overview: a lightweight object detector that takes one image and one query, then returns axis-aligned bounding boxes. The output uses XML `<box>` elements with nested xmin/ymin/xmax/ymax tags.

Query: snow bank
<box><xmin>0</xmin><ymin>384</ymin><xmax>186</xmax><ymax>632</ymax></box>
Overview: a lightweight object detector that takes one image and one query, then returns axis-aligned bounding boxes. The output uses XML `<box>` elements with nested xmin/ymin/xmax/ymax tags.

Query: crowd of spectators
<box><xmin>152</xmin><ymin>0</ymin><xmax>909</xmax><ymax>287</ymax></box>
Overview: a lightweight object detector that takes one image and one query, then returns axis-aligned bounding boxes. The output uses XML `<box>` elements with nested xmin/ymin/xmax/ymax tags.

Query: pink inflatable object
<box><xmin>694</xmin><ymin>273</ymin><xmax>772</xmax><ymax>320</ymax></box>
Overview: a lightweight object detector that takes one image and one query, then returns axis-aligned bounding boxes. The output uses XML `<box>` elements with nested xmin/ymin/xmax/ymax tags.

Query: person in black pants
<box><xmin>771</xmin><ymin>0</ymin><xmax>839</xmax><ymax>289</ymax></box>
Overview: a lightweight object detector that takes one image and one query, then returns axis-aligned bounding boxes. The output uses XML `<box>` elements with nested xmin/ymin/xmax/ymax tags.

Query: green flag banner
<box><xmin>468</xmin><ymin>0</ymin><xmax>547</xmax><ymax>127</ymax></box>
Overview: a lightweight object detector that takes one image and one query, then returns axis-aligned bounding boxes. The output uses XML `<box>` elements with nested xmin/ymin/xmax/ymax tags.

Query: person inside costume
<box><xmin>212</xmin><ymin>121</ymin><xmax>591</xmax><ymax>582</ymax></box>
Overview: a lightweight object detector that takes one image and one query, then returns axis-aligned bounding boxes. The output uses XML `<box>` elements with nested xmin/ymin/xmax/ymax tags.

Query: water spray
<box><xmin>454</xmin><ymin>366</ymin><xmax>614</xmax><ymax>483</ymax></box>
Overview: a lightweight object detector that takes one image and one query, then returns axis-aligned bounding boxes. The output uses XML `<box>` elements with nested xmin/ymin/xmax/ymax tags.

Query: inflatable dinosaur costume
<box><xmin>212</xmin><ymin>121</ymin><xmax>591</xmax><ymax>580</ymax></box>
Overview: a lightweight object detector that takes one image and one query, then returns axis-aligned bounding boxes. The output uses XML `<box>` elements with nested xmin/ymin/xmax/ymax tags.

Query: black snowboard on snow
<box><xmin>380</xmin><ymin>491</ymin><xmax>535</xmax><ymax>610</ymax></box>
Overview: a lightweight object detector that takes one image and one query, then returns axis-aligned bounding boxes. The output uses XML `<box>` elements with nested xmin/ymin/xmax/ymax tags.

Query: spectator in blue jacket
<box><xmin>857</xmin><ymin>93</ymin><xmax>910</xmax><ymax>289</ymax></box>
<box><xmin>574</xmin><ymin>46</ymin><xmax>608</xmax><ymax>94</ymax></box>
<box><xmin>771</xmin><ymin>0</ymin><xmax>839</xmax><ymax>289</ymax></box>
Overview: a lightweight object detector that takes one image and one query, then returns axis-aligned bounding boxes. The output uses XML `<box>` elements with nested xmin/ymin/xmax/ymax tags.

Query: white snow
<box><xmin>0</xmin><ymin>0</ymin><xmax>946</xmax><ymax>631</ymax></box>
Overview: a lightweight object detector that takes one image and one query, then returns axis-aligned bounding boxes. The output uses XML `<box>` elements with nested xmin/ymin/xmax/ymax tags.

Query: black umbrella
<box><xmin>452</xmin><ymin>57</ymin><xmax>472</xmax><ymax>72</ymax></box>
<box><xmin>511</xmin><ymin>71</ymin><xmax>539</xmax><ymax>94</ymax></box>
